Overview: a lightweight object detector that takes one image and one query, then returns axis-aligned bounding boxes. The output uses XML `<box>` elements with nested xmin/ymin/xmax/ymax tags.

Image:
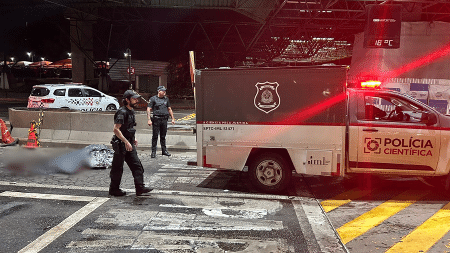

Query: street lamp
<box><xmin>68</xmin><ymin>52</ymin><xmax>72</xmax><ymax>58</ymax></box>
<box><xmin>125</xmin><ymin>48</ymin><xmax>132</xmax><ymax>89</ymax></box>
<box><xmin>27</xmin><ymin>52</ymin><xmax>34</xmax><ymax>62</ymax></box>
<box><xmin>40</xmin><ymin>57</ymin><xmax>45</xmax><ymax>78</ymax></box>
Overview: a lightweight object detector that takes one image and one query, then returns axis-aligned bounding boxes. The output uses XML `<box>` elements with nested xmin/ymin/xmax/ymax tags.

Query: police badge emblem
<box><xmin>254</xmin><ymin>82</ymin><xmax>280</xmax><ymax>113</ymax></box>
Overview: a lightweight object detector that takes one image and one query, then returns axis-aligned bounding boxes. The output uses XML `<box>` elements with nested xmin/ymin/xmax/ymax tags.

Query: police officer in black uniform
<box><xmin>109</xmin><ymin>90</ymin><xmax>152</xmax><ymax>196</ymax></box>
<box><xmin>147</xmin><ymin>86</ymin><xmax>175</xmax><ymax>158</ymax></box>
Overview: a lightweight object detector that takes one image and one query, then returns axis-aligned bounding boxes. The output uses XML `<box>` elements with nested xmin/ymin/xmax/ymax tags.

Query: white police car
<box><xmin>27</xmin><ymin>84</ymin><xmax>120</xmax><ymax>111</ymax></box>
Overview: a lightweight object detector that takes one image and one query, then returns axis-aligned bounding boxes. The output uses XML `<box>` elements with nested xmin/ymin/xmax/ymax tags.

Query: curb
<box><xmin>15</xmin><ymin>132</ymin><xmax>197</xmax><ymax>151</ymax></box>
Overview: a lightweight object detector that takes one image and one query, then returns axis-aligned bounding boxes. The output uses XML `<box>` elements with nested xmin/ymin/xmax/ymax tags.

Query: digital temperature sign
<box><xmin>363</xmin><ymin>5</ymin><xmax>402</xmax><ymax>49</ymax></box>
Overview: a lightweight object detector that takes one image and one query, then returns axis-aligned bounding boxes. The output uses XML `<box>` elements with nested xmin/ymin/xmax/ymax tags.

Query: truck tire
<box><xmin>248</xmin><ymin>153</ymin><xmax>292</xmax><ymax>193</ymax></box>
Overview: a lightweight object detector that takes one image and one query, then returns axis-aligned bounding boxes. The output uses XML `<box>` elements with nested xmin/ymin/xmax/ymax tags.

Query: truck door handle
<box><xmin>363</xmin><ymin>128</ymin><xmax>378</xmax><ymax>132</ymax></box>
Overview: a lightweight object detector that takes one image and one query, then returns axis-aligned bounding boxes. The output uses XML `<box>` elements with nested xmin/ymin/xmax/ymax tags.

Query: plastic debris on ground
<box><xmin>2</xmin><ymin>144</ymin><xmax>114</xmax><ymax>176</ymax></box>
<box><xmin>84</xmin><ymin>144</ymin><xmax>114</xmax><ymax>169</ymax></box>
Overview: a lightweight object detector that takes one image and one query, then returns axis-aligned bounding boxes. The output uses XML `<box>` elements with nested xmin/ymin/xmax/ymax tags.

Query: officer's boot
<box><xmin>161</xmin><ymin>139</ymin><xmax>171</xmax><ymax>156</ymax></box>
<box><xmin>109</xmin><ymin>181</ymin><xmax>126</xmax><ymax>196</ymax></box>
<box><xmin>136</xmin><ymin>185</ymin><xmax>153</xmax><ymax>196</ymax></box>
<box><xmin>151</xmin><ymin>148</ymin><xmax>156</xmax><ymax>158</ymax></box>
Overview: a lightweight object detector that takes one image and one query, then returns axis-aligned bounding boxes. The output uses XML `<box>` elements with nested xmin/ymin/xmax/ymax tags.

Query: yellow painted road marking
<box><xmin>386</xmin><ymin>202</ymin><xmax>450</xmax><ymax>253</ymax></box>
<box><xmin>337</xmin><ymin>190</ymin><xmax>429</xmax><ymax>244</ymax></box>
<box><xmin>321</xmin><ymin>188</ymin><xmax>372</xmax><ymax>213</ymax></box>
<box><xmin>177</xmin><ymin>113</ymin><xmax>196</xmax><ymax>121</ymax></box>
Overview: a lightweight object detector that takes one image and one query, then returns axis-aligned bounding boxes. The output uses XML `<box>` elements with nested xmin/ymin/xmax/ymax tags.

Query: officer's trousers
<box><xmin>110</xmin><ymin>145</ymin><xmax>145</xmax><ymax>189</ymax></box>
<box><xmin>151</xmin><ymin>116</ymin><xmax>168</xmax><ymax>152</ymax></box>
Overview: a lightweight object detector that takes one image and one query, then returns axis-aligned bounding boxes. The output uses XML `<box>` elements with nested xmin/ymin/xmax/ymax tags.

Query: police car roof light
<box><xmin>361</xmin><ymin>80</ymin><xmax>381</xmax><ymax>89</ymax></box>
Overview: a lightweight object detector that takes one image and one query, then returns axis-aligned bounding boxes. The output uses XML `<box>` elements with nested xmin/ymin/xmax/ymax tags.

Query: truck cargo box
<box><xmin>195</xmin><ymin>66</ymin><xmax>348</xmax><ymax>193</ymax></box>
<box><xmin>196</xmin><ymin>66</ymin><xmax>348</xmax><ymax>125</ymax></box>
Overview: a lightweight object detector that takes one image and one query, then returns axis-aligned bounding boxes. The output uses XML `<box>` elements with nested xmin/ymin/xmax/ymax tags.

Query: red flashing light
<box><xmin>361</xmin><ymin>80</ymin><xmax>381</xmax><ymax>89</ymax></box>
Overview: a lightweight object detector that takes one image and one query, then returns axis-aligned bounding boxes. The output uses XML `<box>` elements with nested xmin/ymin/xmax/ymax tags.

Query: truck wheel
<box><xmin>248</xmin><ymin>153</ymin><xmax>292</xmax><ymax>193</ymax></box>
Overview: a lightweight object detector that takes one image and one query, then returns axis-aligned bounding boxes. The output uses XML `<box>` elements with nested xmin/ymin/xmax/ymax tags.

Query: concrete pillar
<box><xmin>70</xmin><ymin>19</ymin><xmax>95</xmax><ymax>85</ymax></box>
<box><xmin>0</xmin><ymin>72</ymin><xmax>9</xmax><ymax>89</ymax></box>
<box><xmin>99</xmin><ymin>74</ymin><xmax>108</xmax><ymax>92</ymax></box>
<box><xmin>159</xmin><ymin>74</ymin><xmax>168</xmax><ymax>88</ymax></box>
<box><xmin>135</xmin><ymin>75</ymin><xmax>140</xmax><ymax>92</ymax></box>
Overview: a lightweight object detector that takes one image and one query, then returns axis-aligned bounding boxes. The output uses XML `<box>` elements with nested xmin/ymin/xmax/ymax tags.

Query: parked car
<box><xmin>27</xmin><ymin>84</ymin><xmax>119</xmax><ymax>111</ymax></box>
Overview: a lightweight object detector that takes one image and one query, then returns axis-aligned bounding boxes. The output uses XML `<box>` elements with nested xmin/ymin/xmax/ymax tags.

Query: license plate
<box><xmin>30</xmin><ymin>101</ymin><xmax>40</xmax><ymax>108</ymax></box>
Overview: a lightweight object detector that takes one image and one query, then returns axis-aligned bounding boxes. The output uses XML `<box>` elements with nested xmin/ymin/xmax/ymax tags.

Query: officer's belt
<box><xmin>153</xmin><ymin>115</ymin><xmax>169</xmax><ymax>118</ymax></box>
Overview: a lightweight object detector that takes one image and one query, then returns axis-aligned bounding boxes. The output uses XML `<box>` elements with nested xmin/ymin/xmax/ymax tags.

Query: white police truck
<box><xmin>195</xmin><ymin>66</ymin><xmax>450</xmax><ymax>193</ymax></box>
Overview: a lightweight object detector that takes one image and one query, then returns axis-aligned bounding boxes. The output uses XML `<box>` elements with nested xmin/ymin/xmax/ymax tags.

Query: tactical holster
<box><xmin>111</xmin><ymin>135</ymin><xmax>126</xmax><ymax>154</ymax></box>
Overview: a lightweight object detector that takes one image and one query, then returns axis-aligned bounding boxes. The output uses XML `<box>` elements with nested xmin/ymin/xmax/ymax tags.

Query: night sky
<box><xmin>0</xmin><ymin>3</ymin><xmax>204</xmax><ymax>63</ymax></box>
<box><xmin>0</xmin><ymin>2</ymin><xmax>255</xmax><ymax>68</ymax></box>
<box><xmin>0</xmin><ymin>3</ymin><xmax>69</xmax><ymax>62</ymax></box>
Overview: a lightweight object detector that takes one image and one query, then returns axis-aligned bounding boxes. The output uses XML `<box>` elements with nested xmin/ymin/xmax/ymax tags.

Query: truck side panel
<box><xmin>196</xmin><ymin>67</ymin><xmax>347</xmax><ymax>124</ymax></box>
<box><xmin>196</xmin><ymin>66</ymin><xmax>348</xmax><ymax>174</ymax></box>
<box><xmin>200</xmin><ymin>124</ymin><xmax>344</xmax><ymax>173</ymax></box>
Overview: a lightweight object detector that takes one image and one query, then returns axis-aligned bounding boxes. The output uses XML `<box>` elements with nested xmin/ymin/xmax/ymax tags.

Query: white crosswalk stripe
<box><xmin>147</xmin><ymin>164</ymin><xmax>217</xmax><ymax>188</ymax></box>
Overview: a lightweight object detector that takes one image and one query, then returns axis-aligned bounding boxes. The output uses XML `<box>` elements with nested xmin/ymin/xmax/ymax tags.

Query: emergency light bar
<box><xmin>361</xmin><ymin>80</ymin><xmax>381</xmax><ymax>88</ymax></box>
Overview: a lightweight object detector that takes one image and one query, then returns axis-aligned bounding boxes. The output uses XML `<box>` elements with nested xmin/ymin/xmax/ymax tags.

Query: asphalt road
<box><xmin>2</xmin><ymin>149</ymin><xmax>450</xmax><ymax>252</ymax></box>
<box><xmin>0</xmin><ymin>148</ymin><xmax>345</xmax><ymax>253</ymax></box>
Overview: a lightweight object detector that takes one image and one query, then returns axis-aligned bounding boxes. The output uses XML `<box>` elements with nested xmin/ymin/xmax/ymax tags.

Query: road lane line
<box><xmin>17</xmin><ymin>197</ymin><xmax>109</xmax><ymax>253</ymax></box>
<box><xmin>336</xmin><ymin>190</ymin><xmax>429</xmax><ymax>244</ymax></box>
<box><xmin>82</xmin><ymin>228</ymin><xmax>141</xmax><ymax>237</ymax></box>
<box><xmin>0</xmin><ymin>180</ymin><xmax>293</xmax><ymax>200</ymax></box>
<box><xmin>0</xmin><ymin>191</ymin><xmax>96</xmax><ymax>202</ymax></box>
<box><xmin>386</xmin><ymin>202</ymin><xmax>450</xmax><ymax>253</ymax></box>
<box><xmin>132</xmin><ymin>232</ymin><xmax>281</xmax><ymax>251</ymax></box>
<box><xmin>67</xmin><ymin>239</ymin><xmax>135</xmax><ymax>249</ymax></box>
<box><xmin>0</xmin><ymin>181</ymin><xmax>109</xmax><ymax>192</ymax></box>
<box><xmin>144</xmin><ymin>212</ymin><xmax>284</xmax><ymax>231</ymax></box>
<box><xmin>320</xmin><ymin>188</ymin><xmax>372</xmax><ymax>213</ymax></box>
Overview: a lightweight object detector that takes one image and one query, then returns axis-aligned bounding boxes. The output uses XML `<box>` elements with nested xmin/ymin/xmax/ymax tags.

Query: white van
<box><xmin>27</xmin><ymin>84</ymin><xmax>119</xmax><ymax>112</ymax></box>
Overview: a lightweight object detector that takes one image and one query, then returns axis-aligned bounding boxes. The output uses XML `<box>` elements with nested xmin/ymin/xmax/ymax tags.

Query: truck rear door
<box><xmin>348</xmin><ymin>90</ymin><xmax>440</xmax><ymax>175</ymax></box>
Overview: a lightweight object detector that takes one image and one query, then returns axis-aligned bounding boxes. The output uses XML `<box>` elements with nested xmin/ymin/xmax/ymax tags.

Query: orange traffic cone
<box><xmin>0</xmin><ymin>119</ymin><xmax>15</xmax><ymax>144</ymax></box>
<box><xmin>25</xmin><ymin>122</ymin><xmax>39</xmax><ymax>148</ymax></box>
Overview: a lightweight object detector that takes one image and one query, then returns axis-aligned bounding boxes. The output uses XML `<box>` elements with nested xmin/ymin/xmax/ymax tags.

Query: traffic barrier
<box><xmin>0</xmin><ymin>119</ymin><xmax>15</xmax><ymax>144</ymax></box>
<box><xmin>25</xmin><ymin>121</ymin><xmax>39</xmax><ymax>148</ymax></box>
<box><xmin>8</xmin><ymin>108</ymin><xmax>196</xmax><ymax>150</ymax></box>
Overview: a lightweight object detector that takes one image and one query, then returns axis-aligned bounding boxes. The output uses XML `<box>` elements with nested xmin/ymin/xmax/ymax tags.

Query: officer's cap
<box><xmin>123</xmin><ymin>90</ymin><xmax>141</xmax><ymax>99</ymax></box>
<box><xmin>157</xmin><ymin>86</ymin><xmax>166</xmax><ymax>91</ymax></box>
